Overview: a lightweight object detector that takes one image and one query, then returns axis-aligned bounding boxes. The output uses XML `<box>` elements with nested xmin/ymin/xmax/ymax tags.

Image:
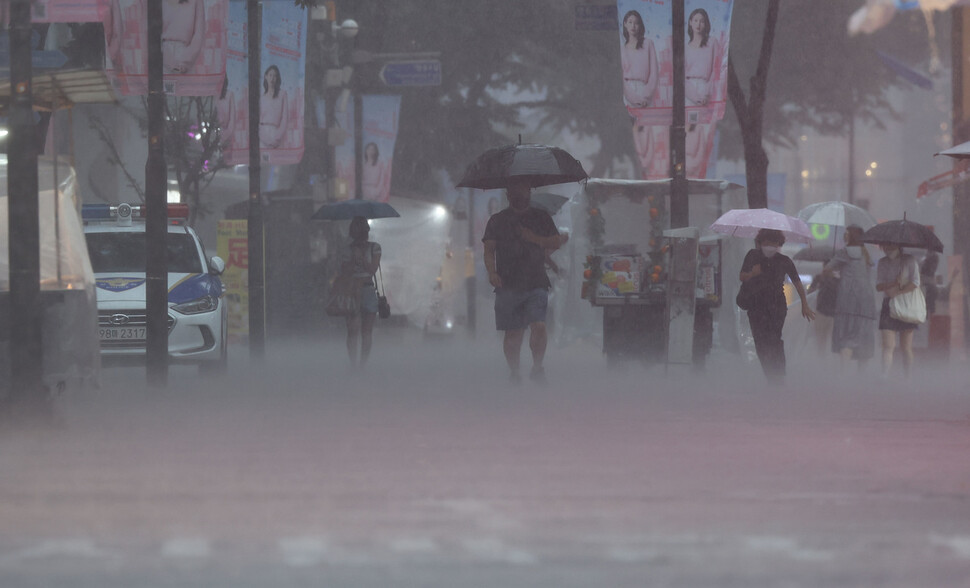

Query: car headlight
<box><xmin>172</xmin><ymin>295</ymin><xmax>218</xmax><ymax>315</ymax></box>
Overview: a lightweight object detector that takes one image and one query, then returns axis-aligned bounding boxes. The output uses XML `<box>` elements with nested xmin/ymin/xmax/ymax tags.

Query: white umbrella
<box><xmin>796</xmin><ymin>201</ymin><xmax>877</xmax><ymax>230</ymax></box>
<box><xmin>709</xmin><ymin>208</ymin><xmax>813</xmax><ymax>245</ymax></box>
<box><xmin>935</xmin><ymin>139</ymin><xmax>970</xmax><ymax>159</ymax></box>
<box><xmin>849</xmin><ymin>0</ymin><xmax>970</xmax><ymax>36</ymax></box>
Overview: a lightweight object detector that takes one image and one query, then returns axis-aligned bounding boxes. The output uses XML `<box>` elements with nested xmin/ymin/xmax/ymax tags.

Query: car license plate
<box><xmin>99</xmin><ymin>327</ymin><xmax>146</xmax><ymax>341</ymax></box>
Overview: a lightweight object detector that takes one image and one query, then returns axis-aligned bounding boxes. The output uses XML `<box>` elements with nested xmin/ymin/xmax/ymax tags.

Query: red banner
<box><xmin>916</xmin><ymin>159</ymin><xmax>970</xmax><ymax>198</ymax></box>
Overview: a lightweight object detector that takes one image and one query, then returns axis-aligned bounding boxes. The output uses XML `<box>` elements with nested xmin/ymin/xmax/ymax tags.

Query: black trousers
<box><xmin>748</xmin><ymin>304</ymin><xmax>788</xmax><ymax>383</ymax></box>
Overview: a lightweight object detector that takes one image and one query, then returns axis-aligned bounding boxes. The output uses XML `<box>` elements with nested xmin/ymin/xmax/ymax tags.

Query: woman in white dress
<box><xmin>259</xmin><ymin>65</ymin><xmax>289</xmax><ymax>149</ymax></box>
<box><xmin>620</xmin><ymin>10</ymin><xmax>659</xmax><ymax>109</ymax></box>
<box><xmin>685</xmin><ymin>8</ymin><xmax>717</xmax><ymax>107</ymax></box>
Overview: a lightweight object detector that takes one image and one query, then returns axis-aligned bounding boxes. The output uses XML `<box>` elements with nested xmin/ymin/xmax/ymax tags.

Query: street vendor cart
<box><xmin>566</xmin><ymin>178</ymin><xmax>744</xmax><ymax>366</ymax></box>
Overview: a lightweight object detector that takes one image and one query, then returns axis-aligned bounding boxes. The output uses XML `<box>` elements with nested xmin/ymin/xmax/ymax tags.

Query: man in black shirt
<box><xmin>482</xmin><ymin>179</ymin><xmax>567</xmax><ymax>384</ymax></box>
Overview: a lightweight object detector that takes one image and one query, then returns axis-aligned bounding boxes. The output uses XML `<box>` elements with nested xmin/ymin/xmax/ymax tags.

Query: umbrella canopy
<box><xmin>456</xmin><ymin>143</ymin><xmax>588</xmax><ymax>190</ymax></box>
<box><xmin>796</xmin><ymin>201</ymin><xmax>877</xmax><ymax>229</ymax></box>
<box><xmin>793</xmin><ymin>245</ymin><xmax>837</xmax><ymax>263</ymax></box>
<box><xmin>530</xmin><ymin>192</ymin><xmax>569</xmax><ymax>215</ymax></box>
<box><xmin>935</xmin><ymin>139</ymin><xmax>970</xmax><ymax>159</ymax></box>
<box><xmin>862</xmin><ymin>217</ymin><xmax>944</xmax><ymax>252</ymax></box>
<box><xmin>311</xmin><ymin>199</ymin><xmax>400</xmax><ymax>221</ymax></box>
<box><xmin>709</xmin><ymin>208</ymin><xmax>814</xmax><ymax>245</ymax></box>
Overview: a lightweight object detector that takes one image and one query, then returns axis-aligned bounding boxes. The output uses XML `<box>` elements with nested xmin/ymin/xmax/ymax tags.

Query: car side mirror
<box><xmin>209</xmin><ymin>256</ymin><xmax>226</xmax><ymax>275</ymax></box>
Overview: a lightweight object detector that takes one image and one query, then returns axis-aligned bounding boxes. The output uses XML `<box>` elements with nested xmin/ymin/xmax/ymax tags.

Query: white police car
<box><xmin>82</xmin><ymin>203</ymin><xmax>228</xmax><ymax>372</ymax></box>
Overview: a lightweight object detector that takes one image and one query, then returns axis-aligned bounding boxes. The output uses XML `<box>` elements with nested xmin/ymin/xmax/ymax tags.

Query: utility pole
<box><xmin>145</xmin><ymin>0</ymin><xmax>169</xmax><ymax>386</ymax></box>
<box><xmin>248</xmin><ymin>0</ymin><xmax>265</xmax><ymax>360</ymax></box>
<box><xmin>670</xmin><ymin>0</ymin><xmax>688</xmax><ymax>229</ymax></box>
<box><xmin>466</xmin><ymin>189</ymin><xmax>476</xmax><ymax>337</ymax></box>
<box><xmin>6</xmin><ymin>0</ymin><xmax>47</xmax><ymax>414</ymax></box>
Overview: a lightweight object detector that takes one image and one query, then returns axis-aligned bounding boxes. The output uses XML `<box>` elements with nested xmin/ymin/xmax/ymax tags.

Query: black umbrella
<box><xmin>311</xmin><ymin>199</ymin><xmax>400</xmax><ymax>221</ymax></box>
<box><xmin>456</xmin><ymin>143</ymin><xmax>588</xmax><ymax>190</ymax></box>
<box><xmin>862</xmin><ymin>216</ymin><xmax>943</xmax><ymax>252</ymax></box>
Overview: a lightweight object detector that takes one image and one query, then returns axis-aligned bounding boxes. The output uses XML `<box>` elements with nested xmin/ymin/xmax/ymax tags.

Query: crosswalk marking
<box><xmin>0</xmin><ymin>539</ymin><xmax>116</xmax><ymax>566</ymax></box>
<box><xmin>930</xmin><ymin>535</ymin><xmax>970</xmax><ymax>559</ymax></box>
<box><xmin>277</xmin><ymin>536</ymin><xmax>329</xmax><ymax>567</ymax></box>
<box><xmin>161</xmin><ymin>538</ymin><xmax>211</xmax><ymax>559</ymax></box>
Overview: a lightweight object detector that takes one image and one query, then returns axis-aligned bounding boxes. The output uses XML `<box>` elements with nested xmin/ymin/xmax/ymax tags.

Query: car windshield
<box><xmin>85</xmin><ymin>232</ymin><xmax>203</xmax><ymax>274</ymax></box>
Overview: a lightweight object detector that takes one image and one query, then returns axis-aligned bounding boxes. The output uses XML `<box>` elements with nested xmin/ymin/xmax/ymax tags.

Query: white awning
<box><xmin>0</xmin><ymin>69</ymin><xmax>117</xmax><ymax>113</ymax></box>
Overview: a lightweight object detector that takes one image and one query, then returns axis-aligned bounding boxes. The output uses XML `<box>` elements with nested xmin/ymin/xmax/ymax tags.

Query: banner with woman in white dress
<box><xmin>361</xmin><ymin>95</ymin><xmax>401</xmax><ymax>203</ymax></box>
<box><xmin>617</xmin><ymin>0</ymin><xmax>732</xmax><ymax>179</ymax></box>
<box><xmin>103</xmin><ymin>0</ymin><xmax>228</xmax><ymax>97</ymax></box>
<box><xmin>217</xmin><ymin>0</ymin><xmax>307</xmax><ymax>166</ymax></box>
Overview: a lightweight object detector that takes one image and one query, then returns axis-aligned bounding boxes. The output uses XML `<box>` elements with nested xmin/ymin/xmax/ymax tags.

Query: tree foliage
<box><xmin>722</xmin><ymin>1</ymin><xmax>944</xmax><ymax>159</ymax></box>
<box><xmin>342</xmin><ymin>0</ymin><xmax>941</xmax><ymax>201</ymax></box>
<box><xmin>346</xmin><ymin>1</ymin><xmax>634</xmax><ymax>196</ymax></box>
<box><xmin>88</xmin><ymin>96</ymin><xmax>228</xmax><ymax>225</ymax></box>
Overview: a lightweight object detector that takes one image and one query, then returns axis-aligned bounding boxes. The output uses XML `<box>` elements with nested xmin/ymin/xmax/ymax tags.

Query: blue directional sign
<box><xmin>380</xmin><ymin>61</ymin><xmax>441</xmax><ymax>87</ymax></box>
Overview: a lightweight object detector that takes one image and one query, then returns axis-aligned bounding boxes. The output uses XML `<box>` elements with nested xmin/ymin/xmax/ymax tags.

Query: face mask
<box><xmin>886</xmin><ymin>249</ymin><xmax>900</xmax><ymax>259</ymax></box>
<box><xmin>761</xmin><ymin>245</ymin><xmax>779</xmax><ymax>258</ymax></box>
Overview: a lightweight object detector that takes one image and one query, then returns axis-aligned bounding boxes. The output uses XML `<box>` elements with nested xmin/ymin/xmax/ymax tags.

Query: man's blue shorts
<box><xmin>494</xmin><ymin>288</ymin><xmax>548</xmax><ymax>331</ymax></box>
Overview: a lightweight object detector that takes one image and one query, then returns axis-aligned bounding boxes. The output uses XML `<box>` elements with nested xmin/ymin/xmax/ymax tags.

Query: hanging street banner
<box><xmin>333</xmin><ymin>98</ymin><xmax>356</xmax><ymax>200</ymax></box>
<box><xmin>103</xmin><ymin>0</ymin><xmax>228</xmax><ymax>96</ymax></box>
<box><xmin>258</xmin><ymin>0</ymin><xmax>307</xmax><ymax>165</ymax></box>
<box><xmin>361</xmin><ymin>95</ymin><xmax>402</xmax><ymax>202</ymax></box>
<box><xmin>218</xmin><ymin>0</ymin><xmax>247</xmax><ymax>166</ymax></box>
<box><xmin>218</xmin><ymin>1</ymin><xmax>307</xmax><ymax>166</ymax></box>
<box><xmin>0</xmin><ymin>0</ymin><xmax>108</xmax><ymax>24</ymax></box>
<box><xmin>617</xmin><ymin>0</ymin><xmax>732</xmax><ymax>126</ymax></box>
<box><xmin>618</xmin><ymin>0</ymin><xmax>733</xmax><ymax>180</ymax></box>
<box><xmin>917</xmin><ymin>159</ymin><xmax>970</xmax><ymax>199</ymax></box>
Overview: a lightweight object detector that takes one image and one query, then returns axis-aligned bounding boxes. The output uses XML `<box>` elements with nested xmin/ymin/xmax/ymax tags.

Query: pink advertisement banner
<box><xmin>333</xmin><ymin>99</ymin><xmax>355</xmax><ymax>200</ymax></box>
<box><xmin>104</xmin><ymin>0</ymin><xmax>228</xmax><ymax>96</ymax></box>
<box><xmin>218</xmin><ymin>0</ymin><xmax>247</xmax><ymax>165</ymax></box>
<box><xmin>618</xmin><ymin>0</ymin><xmax>732</xmax><ymax>126</ymax></box>
<box><xmin>12</xmin><ymin>0</ymin><xmax>110</xmax><ymax>23</ymax></box>
<box><xmin>619</xmin><ymin>0</ymin><xmax>732</xmax><ymax>180</ymax></box>
<box><xmin>257</xmin><ymin>0</ymin><xmax>306</xmax><ymax>165</ymax></box>
<box><xmin>217</xmin><ymin>0</ymin><xmax>307</xmax><ymax>166</ymax></box>
<box><xmin>361</xmin><ymin>94</ymin><xmax>401</xmax><ymax>203</ymax></box>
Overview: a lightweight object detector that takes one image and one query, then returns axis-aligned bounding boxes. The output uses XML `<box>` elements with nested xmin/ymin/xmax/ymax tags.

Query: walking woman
<box><xmin>340</xmin><ymin>216</ymin><xmax>382</xmax><ymax>368</ymax></box>
<box><xmin>875</xmin><ymin>243</ymin><xmax>920</xmax><ymax>378</ymax></box>
<box><xmin>739</xmin><ymin>229</ymin><xmax>815</xmax><ymax>384</ymax></box>
<box><xmin>823</xmin><ymin>225</ymin><xmax>877</xmax><ymax>371</ymax></box>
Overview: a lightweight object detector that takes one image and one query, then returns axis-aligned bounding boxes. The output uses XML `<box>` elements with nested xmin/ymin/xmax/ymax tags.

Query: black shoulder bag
<box><xmin>377</xmin><ymin>261</ymin><xmax>391</xmax><ymax>319</ymax></box>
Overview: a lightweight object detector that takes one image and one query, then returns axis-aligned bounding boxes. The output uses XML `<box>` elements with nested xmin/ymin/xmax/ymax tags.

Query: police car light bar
<box><xmin>82</xmin><ymin>203</ymin><xmax>190</xmax><ymax>225</ymax></box>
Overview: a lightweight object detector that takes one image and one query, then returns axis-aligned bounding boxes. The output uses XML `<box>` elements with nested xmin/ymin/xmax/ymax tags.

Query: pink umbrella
<box><xmin>709</xmin><ymin>208</ymin><xmax>813</xmax><ymax>245</ymax></box>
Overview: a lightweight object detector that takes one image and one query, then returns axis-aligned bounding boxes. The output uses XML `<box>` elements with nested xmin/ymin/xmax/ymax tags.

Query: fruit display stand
<box><xmin>574</xmin><ymin>179</ymin><xmax>742</xmax><ymax>365</ymax></box>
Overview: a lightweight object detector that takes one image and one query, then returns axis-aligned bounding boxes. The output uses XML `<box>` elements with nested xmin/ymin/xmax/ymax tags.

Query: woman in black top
<box><xmin>739</xmin><ymin>229</ymin><xmax>815</xmax><ymax>383</ymax></box>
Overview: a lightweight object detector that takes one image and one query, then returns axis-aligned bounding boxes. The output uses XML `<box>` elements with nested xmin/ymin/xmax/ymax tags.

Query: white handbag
<box><xmin>889</xmin><ymin>282</ymin><xmax>926</xmax><ymax>324</ymax></box>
